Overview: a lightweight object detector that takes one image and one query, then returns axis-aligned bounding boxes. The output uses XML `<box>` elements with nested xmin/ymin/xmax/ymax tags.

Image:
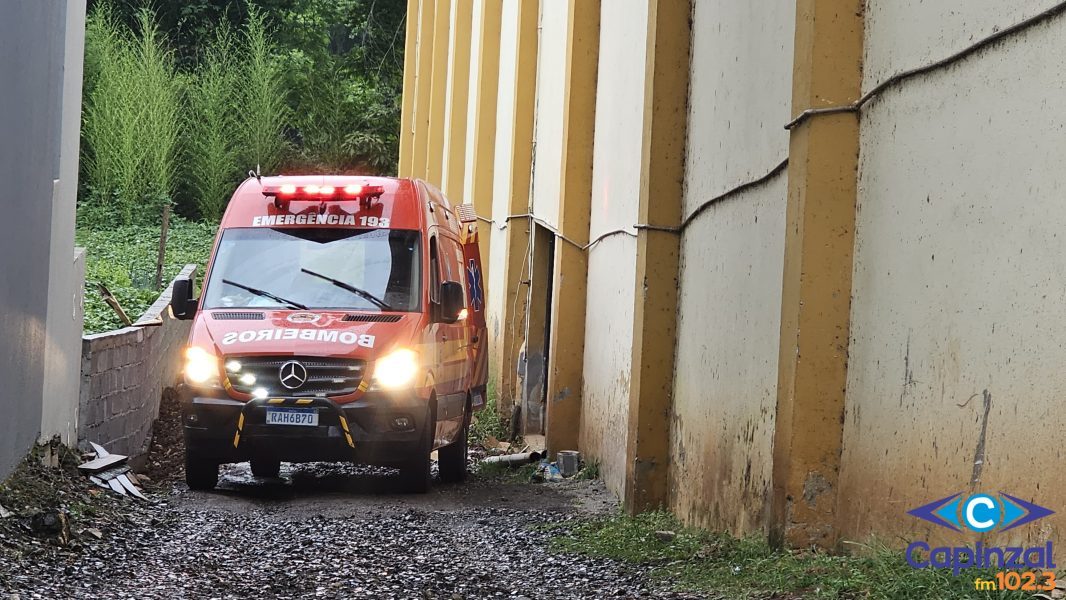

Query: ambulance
<box><xmin>170</xmin><ymin>176</ymin><xmax>488</xmax><ymax>493</ymax></box>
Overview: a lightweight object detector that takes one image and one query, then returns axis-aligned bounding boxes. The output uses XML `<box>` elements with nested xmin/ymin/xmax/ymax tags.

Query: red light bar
<box><xmin>262</xmin><ymin>184</ymin><xmax>385</xmax><ymax>200</ymax></box>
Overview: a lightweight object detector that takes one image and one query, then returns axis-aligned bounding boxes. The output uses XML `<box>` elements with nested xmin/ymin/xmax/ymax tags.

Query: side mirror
<box><xmin>440</xmin><ymin>281</ymin><xmax>465</xmax><ymax>323</ymax></box>
<box><xmin>171</xmin><ymin>277</ymin><xmax>197</xmax><ymax>320</ymax></box>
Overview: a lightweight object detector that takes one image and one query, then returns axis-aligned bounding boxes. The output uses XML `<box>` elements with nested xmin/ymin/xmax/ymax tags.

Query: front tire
<box><xmin>185</xmin><ymin>455</ymin><xmax>219</xmax><ymax>490</ymax></box>
<box><xmin>399</xmin><ymin>406</ymin><xmax>434</xmax><ymax>493</ymax></box>
<box><xmin>438</xmin><ymin>400</ymin><xmax>469</xmax><ymax>483</ymax></box>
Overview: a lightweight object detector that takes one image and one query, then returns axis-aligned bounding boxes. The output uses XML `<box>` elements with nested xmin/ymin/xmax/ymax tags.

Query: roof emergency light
<box><xmin>263</xmin><ymin>183</ymin><xmax>386</xmax><ymax>210</ymax></box>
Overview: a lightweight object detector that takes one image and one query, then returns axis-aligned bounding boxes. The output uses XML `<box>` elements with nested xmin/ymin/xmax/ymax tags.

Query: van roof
<box><xmin>220</xmin><ymin>175</ymin><xmax>427</xmax><ymax>231</ymax></box>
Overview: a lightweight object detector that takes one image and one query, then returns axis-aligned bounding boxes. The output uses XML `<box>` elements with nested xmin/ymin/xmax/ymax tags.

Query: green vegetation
<box><xmin>551</xmin><ymin>512</ymin><xmax>1032</xmax><ymax>599</ymax></box>
<box><xmin>81</xmin><ymin>7</ymin><xmax>181</xmax><ymax>226</ymax></box>
<box><xmin>79</xmin><ymin>0</ymin><xmax>406</xmax><ymax>224</ymax></box>
<box><xmin>574</xmin><ymin>461</ymin><xmax>600</xmax><ymax>481</ymax></box>
<box><xmin>78</xmin><ymin>219</ymin><xmax>216</xmax><ymax>334</ymax></box>
<box><xmin>77</xmin><ymin>1</ymin><xmax>405</xmax><ymax>333</ymax></box>
<box><xmin>470</xmin><ymin>384</ymin><xmax>508</xmax><ymax>446</ymax></box>
<box><xmin>476</xmin><ymin>461</ymin><xmax>540</xmax><ymax>483</ymax></box>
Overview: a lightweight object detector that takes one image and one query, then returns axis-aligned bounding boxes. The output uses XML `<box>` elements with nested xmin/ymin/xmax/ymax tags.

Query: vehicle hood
<box><xmin>188</xmin><ymin>309</ymin><xmax>423</xmax><ymax>360</ymax></box>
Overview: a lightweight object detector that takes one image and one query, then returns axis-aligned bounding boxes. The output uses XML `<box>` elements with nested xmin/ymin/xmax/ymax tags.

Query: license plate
<box><xmin>266</xmin><ymin>407</ymin><xmax>319</xmax><ymax>427</ymax></box>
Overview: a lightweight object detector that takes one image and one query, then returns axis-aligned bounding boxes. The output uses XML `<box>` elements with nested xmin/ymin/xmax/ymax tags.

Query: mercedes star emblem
<box><xmin>278</xmin><ymin>360</ymin><xmax>308</xmax><ymax>390</ymax></box>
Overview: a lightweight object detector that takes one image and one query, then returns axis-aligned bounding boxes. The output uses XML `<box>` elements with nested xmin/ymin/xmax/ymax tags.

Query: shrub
<box><xmin>237</xmin><ymin>6</ymin><xmax>288</xmax><ymax>175</ymax></box>
<box><xmin>82</xmin><ymin>6</ymin><xmax>180</xmax><ymax>226</ymax></box>
<box><xmin>185</xmin><ymin>24</ymin><xmax>241</xmax><ymax>221</ymax></box>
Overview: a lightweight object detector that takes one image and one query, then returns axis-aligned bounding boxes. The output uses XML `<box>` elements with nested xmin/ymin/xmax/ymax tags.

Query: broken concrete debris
<box><xmin>77</xmin><ymin>444</ymin><xmax>147</xmax><ymax>500</ymax></box>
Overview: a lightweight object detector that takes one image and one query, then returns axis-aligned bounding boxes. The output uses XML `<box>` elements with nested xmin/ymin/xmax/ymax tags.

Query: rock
<box><xmin>653</xmin><ymin>530</ymin><xmax>676</xmax><ymax>543</ymax></box>
<box><xmin>30</xmin><ymin>511</ymin><xmax>68</xmax><ymax>537</ymax></box>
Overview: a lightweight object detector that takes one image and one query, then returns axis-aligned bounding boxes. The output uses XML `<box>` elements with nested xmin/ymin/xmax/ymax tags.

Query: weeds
<box><xmin>470</xmin><ymin>381</ymin><xmax>507</xmax><ymax>445</ymax></box>
<box><xmin>551</xmin><ymin>512</ymin><xmax>1032</xmax><ymax>599</ymax></box>
<box><xmin>476</xmin><ymin>461</ymin><xmax>539</xmax><ymax>483</ymax></box>
<box><xmin>574</xmin><ymin>461</ymin><xmax>600</xmax><ymax>481</ymax></box>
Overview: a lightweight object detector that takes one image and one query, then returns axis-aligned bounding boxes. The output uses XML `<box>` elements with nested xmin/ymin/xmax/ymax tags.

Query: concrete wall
<box><xmin>579</xmin><ymin>0</ymin><xmax>649</xmax><ymax>497</ymax></box>
<box><xmin>528</xmin><ymin>1</ymin><xmax>568</xmax><ymax>230</ymax></box>
<box><xmin>78</xmin><ymin>267</ymin><xmax>195</xmax><ymax>460</ymax></box>
<box><xmin>669</xmin><ymin>0</ymin><xmax>794</xmax><ymax>534</ymax></box>
<box><xmin>838</xmin><ymin>2</ymin><xmax>1066</xmax><ymax>545</ymax></box>
<box><xmin>485</xmin><ymin>0</ymin><xmax>520</xmax><ymax>369</ymax></box>
<box><xmin>42</xmin><ymin>0</ymin><xmax>89</xmax><ymax>447</ymax></box>
<box><xmin>42</xmin><ymin>248</ymin><xmax>87</xmax><ymax>445</ymax></box>
<box><xmin>402</xmin><ymin>0</ymin><xmax>1066</xmax><ymax>548</ymax></box>
<box><xmin>0</xmin><ymin>0</ymin><xmax>85</xmax><ymax>479</ymax></box>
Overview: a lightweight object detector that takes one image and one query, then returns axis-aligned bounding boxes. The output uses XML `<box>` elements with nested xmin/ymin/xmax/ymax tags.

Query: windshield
<box><xmin>202</xmin><ymin>228</ymin><xmax>422</xmax><ymax>312</ymax></box>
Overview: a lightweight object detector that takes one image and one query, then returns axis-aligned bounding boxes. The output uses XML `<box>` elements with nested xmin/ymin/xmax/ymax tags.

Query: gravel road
<box><xmin>0</xmin><ymin>461</ymin><xmax>700</xmax><ymax>599</ymax></box>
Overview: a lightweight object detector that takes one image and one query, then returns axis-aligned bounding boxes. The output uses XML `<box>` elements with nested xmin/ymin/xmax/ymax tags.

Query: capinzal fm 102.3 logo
<box><xmin>906</xmin><ymin>491</ymin><xmax>1056</xmax><ymax>576</ymax></box>
<box><xmin>909</xmin><ymin>492</ymin><xmax>1053</xmax><ymax>533</ymax></box>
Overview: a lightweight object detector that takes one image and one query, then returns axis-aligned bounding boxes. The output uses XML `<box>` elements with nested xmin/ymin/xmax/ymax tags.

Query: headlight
<box><xmin>184</xmin><ymin>346</ymin><xmax>220</xmax><ymax>388</ymax></box>
<box><xmin>372</xmin><ymin>348</ymin><xmax>419</xmax><ymax>389</ymax></box>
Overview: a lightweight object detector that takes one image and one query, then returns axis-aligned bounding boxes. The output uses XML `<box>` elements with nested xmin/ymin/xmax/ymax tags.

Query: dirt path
<box><xmin>0</xmin><ymin>462</ymin><xmax>696</xmax><ymax>599</ymax></box>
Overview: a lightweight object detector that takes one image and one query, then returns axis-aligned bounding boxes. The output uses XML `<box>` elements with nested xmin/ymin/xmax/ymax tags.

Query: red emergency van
<box><xmin>170</xmin><ymin>176</ymin><xmax>488</xmax><ymax>493</ymax></box>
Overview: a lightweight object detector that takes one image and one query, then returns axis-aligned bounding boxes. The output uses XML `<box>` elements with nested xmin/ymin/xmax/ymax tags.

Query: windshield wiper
<box><xmin>221</xmin><ymin>279</ymin><xmax>308</xmax><ymax>310</ymax></box>
<box><xmin>300</xmin><ymin>268</ymin><xmax>394</xmax><ymax>311</ymax></box>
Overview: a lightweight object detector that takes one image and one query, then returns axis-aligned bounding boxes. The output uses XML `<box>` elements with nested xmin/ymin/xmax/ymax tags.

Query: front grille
<box><xmin>225</xmin><ymin>356</ymin><xmax>366</xmax><ymax>398</ymax></box>
<box><xmin>343</xmin><ymin>313</ymin><xmax>402</xmax><ymax>323</ymax></box>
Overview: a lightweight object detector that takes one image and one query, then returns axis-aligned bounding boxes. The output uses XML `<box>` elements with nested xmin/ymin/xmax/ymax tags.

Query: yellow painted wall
<box><xmin>669</xmin><ymin>0</ymin><xmax>794</xmax><ymax>535</ymax></box>
<box><xmin>838</xmin><ymin>0</ymin><xmax>1066</xmax><ymax>547</ymax></box>
<box><xmin>578</xmin><ymin>0</ymin><xmax>650</xmax><ymax>498</ymax></box>
<box><xmin>399</xmin><ymin>0</ymin><xmax>1066</xmax><ymax>550</ymax></box>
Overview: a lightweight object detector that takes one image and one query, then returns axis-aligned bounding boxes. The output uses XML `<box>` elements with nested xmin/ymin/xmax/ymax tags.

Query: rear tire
<box><xmin>250</xmin><ymin>457</ymin><xmax>281</xmax><ymax>478</ymax></box>
<box><xmin>399</xmin><ymin>406</ymin><xmax>434</xmax><ymax>493</ymax></box>
<box><xmin>185</xmin><ymin>455</ymin><xmax>219</xmax><ymax>490</ymax></box>
<box><xmin>438</xmin><ymin>400</ymin><xmax>470</xmax><ymax>483</ymax></box>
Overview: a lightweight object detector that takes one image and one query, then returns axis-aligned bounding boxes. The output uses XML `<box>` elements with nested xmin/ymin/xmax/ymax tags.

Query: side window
<box><xmin>440</xmin><ymin>237</ymin><xmax>468</xmax><ymax>303</ymax></box>
<box><xmin>429</xmin><ymin>237</ymin><xmax>440</xmax><ymax>304</ymax></box>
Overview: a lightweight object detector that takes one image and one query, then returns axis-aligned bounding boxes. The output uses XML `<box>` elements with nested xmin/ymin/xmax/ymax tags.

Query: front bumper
<box><xmin>179</xmin><ymin>385</ymin><xmax>429</xmax><ymax>467</ymax></box>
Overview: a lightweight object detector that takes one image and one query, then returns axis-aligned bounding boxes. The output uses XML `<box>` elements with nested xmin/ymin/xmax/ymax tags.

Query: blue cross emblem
<box><xmin>467</xmin><ymin>259</ymin><xmax>483</xmax><ymax>312</ymax></box>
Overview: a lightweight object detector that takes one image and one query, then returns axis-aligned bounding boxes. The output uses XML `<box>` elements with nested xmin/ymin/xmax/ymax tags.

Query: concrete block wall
<box><xmin>78</xmin><ymin>265</ymin><xmax>194</xmax><ymax>460</ymax></box>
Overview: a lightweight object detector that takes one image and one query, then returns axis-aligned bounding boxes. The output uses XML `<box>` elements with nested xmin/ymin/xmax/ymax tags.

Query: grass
<box><xmin>550</xmin><ymin>512</ymin><xmax>1035</xmax><ymax>599</ymax></box>
<box><xmin>470</xmin><ymin>380</ymin><xmax>508</xmax><ymax>445</ymax></box>
<box><xmin>77</xmin><ymin>218</ymin><xmax>217</xmax><ymax>334</ymax></box>
<box><xmin>475</xmin><ymin>461</ymin><xmax>540</xmax><ymax>484</ymax></box>
<box><xmin>574</xmin><ymin>461</ymin><xmax>600</xmax><ymax>481</ymax></box>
